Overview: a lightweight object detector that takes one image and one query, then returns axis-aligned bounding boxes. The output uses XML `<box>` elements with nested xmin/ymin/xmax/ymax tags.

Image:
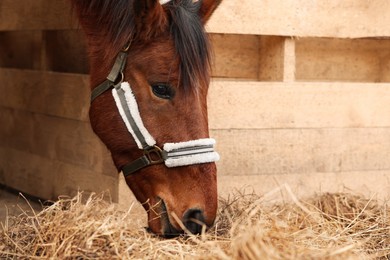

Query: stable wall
<box><xmin>0</xmin><ymin>1</ymin><xmax>118</xmax><ymax>200</ymax></box>
<box><xmin>209</xmin><ymin>34</ymin><xmax>390</xmax><ymax>199</ymax></box>
<box><xmin>207</xmin><ymin>0</ymin><xmax>390</xmax><ymax>199</ymax></box>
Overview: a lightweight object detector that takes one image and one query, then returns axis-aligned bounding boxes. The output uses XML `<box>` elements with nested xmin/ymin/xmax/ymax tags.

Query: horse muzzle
<box><xmin>156</xmin><ymin>199</ymin><xmax>210</xmax><ymax>237</ymax></box>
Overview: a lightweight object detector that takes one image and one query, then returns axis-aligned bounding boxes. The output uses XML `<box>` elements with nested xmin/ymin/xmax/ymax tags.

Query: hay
<box><xmin>1</xmin><ymin>188</ymin><xmax>389</xmax><ymax>259</ymax></box>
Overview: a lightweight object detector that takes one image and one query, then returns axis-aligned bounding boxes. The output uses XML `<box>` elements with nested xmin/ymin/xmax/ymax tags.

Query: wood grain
<box><xmin>0</xmin><ymin>147</ymin><xmax>118</xmax><ymax>201</ymax></box>
<box><xmin>207</xmin><ymin>0</ymin><xmax>390</xmax><ymax>38</ymax></box>
<box><xmin>0</xmin><ymin>0</ymin><xmax>75</xmax><ymax>31</ymax></box>
<box><xmin>211</xmin><ymin>128</ymin><xmax>390</xmax><ymax>176</ymax></box>
<box><xmin>0</xmin><ymin>107</ymin><xmax>116</xmax><ymax>174</ymax></box>
<box><xmin>217</xmin><ymin>171</ymin><xmax>390</xmax><ymax>201</ymax></box>
<box><xmin>208</xmin><ymin>81</ymin><xmax>390</xmax><ymax>129</ymax></box>
<box><xmin>210</xmin><ymin>34</ymin><xmax>260</xmax><ymax>79</ymax></box>
<box><xmin>0</xmin><ymin>69</ymin><xmax>90</xmax><ymax>121</ymax></box>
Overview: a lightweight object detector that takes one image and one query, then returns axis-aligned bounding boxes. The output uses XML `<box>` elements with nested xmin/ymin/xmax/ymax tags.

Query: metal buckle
<box><xmin>114</xmin><ymin>72</ymin><xmax>124</xmax><ymax>86</ymax></box>
<box><xmin>144</xmin><ymin>145</ymin><xmax>165</xmax><ymax>165</ymax></box>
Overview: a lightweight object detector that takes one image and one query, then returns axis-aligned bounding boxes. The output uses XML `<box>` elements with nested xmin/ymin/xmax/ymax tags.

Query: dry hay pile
<box><xmin>1</xmin><ymin>188</ymin><xmax>389</xmax><ymax>259</ymax></box>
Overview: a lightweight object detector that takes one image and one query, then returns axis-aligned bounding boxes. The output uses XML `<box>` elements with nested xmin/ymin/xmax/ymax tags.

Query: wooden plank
<box><xmin>0</xmin><ymin>107</ymin><xmax>116</xmax><ymax>175</ymax></box>
<box><xmin>0</xmin><ymin>30</ymin><xmax>88</xmax><ymax>73</ymax></box>
<box><xmin>2</xmin><ymin>0</ymin><xmax>390</xmax><ymax>38</ymax></box>
<box><xmin>44</xmin><ymin>30</ymin><xmax>88</xmax><ymax>74</ymax></box>
<box><xmin>0</xmin><ymin>0</ymin><xmax>75</xmax><ymax>31</ymax></box>
<box><xmin>208</xmin><ymin>81</ymin><xmax>390</xmax><ymax>129</ymax></box>
<box><xmin>0</xmin><ymin>31</ymin><xmax>44</xmax><ymax>70</ymax></box>
<box><xmin>0</xmin><ymin>69</ymin><xmax>90</xmax><ymax>121</ymax></box>
<box><xmin>383</xmin><ymin>58</ymin><xmax>390</xmax><ymax>82</ymax></box>
<box><xmin>0</xmin><ymin>147</ymin><xmax>118</xmax><ymax>201</ymax></box>
<box><xmin>207</xmin><ymin>0</ymin><xmax>390</xmax><ymax>38</ymax></box>
<box><xmin>283</xmin><ymin>38</ymin><xmax>296</xmax><ymax>82</ymax></box>
<box><xmin>210</xmin><ymin>34</ymin><xmax>259</xmax><ymax>79</ymax></box>
<box><xmin>295</xmin><ymin>38</ymin><xmax>390</xmax><ymax>82</ymax></box>
<box><xmin>258</xmin><ymin>36</ymin><xmax>285</xmax><ymax>81</ymax></box>
<box><xmin>217</xmin><ymin>171</ymin><xmax>390</xmax><ymax>201</ymax></box>
<box><xmin>211</xmin><ymin>128</ymin><xmax>390</xmax><ymax>176</ymax></box>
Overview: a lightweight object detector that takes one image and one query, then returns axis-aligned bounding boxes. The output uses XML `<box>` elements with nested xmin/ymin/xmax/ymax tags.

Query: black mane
<box><xmin>72</xmin><ymin>0</ymin><xmax>134</xmax><ymax>50</ymax></box>
<box><xmin>72</xmin><ymin>0</ymin><xmax>211</xmax><ymax>91</ymax></box>
<box><xmin>167</xmin><ymin>0</ymin><xmax>211</xmax><ymax>90</ymax></box>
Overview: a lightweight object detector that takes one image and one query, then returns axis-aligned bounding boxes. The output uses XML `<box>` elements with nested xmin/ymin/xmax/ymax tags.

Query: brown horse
<box><xmin>71</xmin><ymin>0</ymin><xmax>222</xmax><ymax>237</ymax></box>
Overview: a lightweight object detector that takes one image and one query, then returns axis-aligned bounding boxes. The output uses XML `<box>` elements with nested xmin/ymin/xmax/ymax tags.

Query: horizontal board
<box><xmin>0</xmin><ymin>0</ymin><xmax>74</xmax><ymax>31</ymax></box>
<box><xmin>0</xmin><ymin>69</ymin><xmax>90</xmax><ymax>121</ymax></box>
<box><xmin>0</xmin><ymin>30</ymin><xmax>88</xmax><ymax>73</ymax></box>
<box><xmin>217</xmin><ymin>170</ymin><xmax>390</xmax><ymax>201</ymax></box>
<box><xmin>0</xmin><ymin>31</ymin><xmax>43</xmax><ymax>70</ymax></box>
<box><xmin>258</xmin><ymin>36</ymin><xmax>285</xmax><ymax>81</ymax></box>
<box><xmin>295</xmin><ymin>38</ymin><xmax>390</xmax><ymax>82</ymax></box>
<box><xmin>2</xmin><ymin>0</ymin><xmax>389</xmax><ymax>39</ymax></box>
<box><xmin>211</xmin><ymin>128</ymin><xmax>390</xmax><ymax>176</ymax></box>
<box><xmin>207</xmin><ymin>0</ymin><xmax>390</xmax><ymax>38</ymax></box>
<box><xmin>208</xmin><ymin>81</ymin><xmax>390</xmax><ymax>129</ymax></box>
<box><xmin>0</xmin><ymin>30</ymin><xmax>87</xmax><ymax>73</ymax></box>
<box><xmin>0</xmin><ymin>147</ymin><xmax>118</xmax><ymax>201</ymax></box>
<box><xmin>0</xmin><ymin>107</ymin><xmax>116</xmax><ymax>175</ymax></box>
<box><xmin>210</xmin><ymin>34</ymin><xmax>260</xmax><ymax>79</ymax></box>
<box><xmin>43</xmin><ymin>30</ymin><xmax>88</xmax><ymax>74</ymax></box>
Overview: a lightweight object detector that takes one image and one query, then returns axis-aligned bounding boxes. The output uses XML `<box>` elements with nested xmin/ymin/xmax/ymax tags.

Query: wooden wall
<box><xmin>1</xmin><ymin>0</ymin><xmax>390</xmax><ymax>203</ymax></box>
<box><xmin>0</xmin><ymin>0</ymin><xmax>119</xmax><ymax>201</ymax></box>
<box><xmin>206</xmin><ymin>0</ymin><xmax>390</xmax><ymax>199</ymax></box>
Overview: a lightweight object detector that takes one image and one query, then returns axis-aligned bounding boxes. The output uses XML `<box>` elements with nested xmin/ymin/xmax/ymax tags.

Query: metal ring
<box><xmin>144</xmin><ymin>145</ymin><xmax>165</xmax><ymax>165</ymax></box>
<box><xmin>122</xmin><ymin>42</ymin><xmax>131</xmax><ymax>52</ymax></box>
<box><xmin>114</xmin><ymin>72</ymin><xmax>124</xmax><ymax>85</ymax></box>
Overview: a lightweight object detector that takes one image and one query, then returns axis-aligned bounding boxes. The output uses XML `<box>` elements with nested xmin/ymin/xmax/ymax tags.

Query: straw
<box><xmin>1</xmin><ymin>188</ymin><xmax>389</xmax><ymax>259</ymax></box>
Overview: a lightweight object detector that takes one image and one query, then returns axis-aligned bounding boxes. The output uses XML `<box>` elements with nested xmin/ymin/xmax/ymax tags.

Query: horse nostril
<box><xmin>183</xmin><ymin>209</ymin><xmax>205</xmax><ymax>235</ymax></box>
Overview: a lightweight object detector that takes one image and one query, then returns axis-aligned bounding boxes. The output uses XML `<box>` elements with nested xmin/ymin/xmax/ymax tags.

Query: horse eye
<box><xmin>151</xmin><ymin>84</ymin><xmax>174</xmax><ymax>99</ymax></box>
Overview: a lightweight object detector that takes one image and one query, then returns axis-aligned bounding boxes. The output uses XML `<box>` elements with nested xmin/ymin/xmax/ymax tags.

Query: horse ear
<box><xmin>199</xmin><ymin>0</ymin><xmax>223</xmax><ymax>23</ymax></box>
<box><xmin>133</xmin><ymin>0</ymin><xmax>168</xmax><ymax>40</ymax></box>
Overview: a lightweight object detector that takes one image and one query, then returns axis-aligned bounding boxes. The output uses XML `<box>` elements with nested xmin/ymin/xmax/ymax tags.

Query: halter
<box><xmin>90</xmin><ymin>45</ymin><xmax>219</xmax><ymax>177</ymax></box>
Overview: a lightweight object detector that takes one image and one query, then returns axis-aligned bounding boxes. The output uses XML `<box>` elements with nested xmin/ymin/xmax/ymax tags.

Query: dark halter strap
<box><xmin>91</xmin><ymin>51</ymin><xmax>128</xmax><ymax>103</ymax></box>
<box><xmin>90</xmin><ymin>46</ymin><xmax>165</xmax><ymax>177</ymax></box>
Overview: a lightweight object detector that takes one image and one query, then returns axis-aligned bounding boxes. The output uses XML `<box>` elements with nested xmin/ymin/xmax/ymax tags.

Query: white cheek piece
<box><xmin>112</xmin><ymin>82</ymin><xmax>220</xmax><ymax>177</ymax></box>
<box><xmin>159</xmin><ymin>0</ymin><xmax>172</xmax><ymax>4</ymax></box>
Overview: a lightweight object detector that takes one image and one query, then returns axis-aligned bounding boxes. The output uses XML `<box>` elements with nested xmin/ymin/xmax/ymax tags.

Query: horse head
<box><xmin>71</xmin><ymin>0</ymin><xmax>222</xmax><ymax>236</ymax></box>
